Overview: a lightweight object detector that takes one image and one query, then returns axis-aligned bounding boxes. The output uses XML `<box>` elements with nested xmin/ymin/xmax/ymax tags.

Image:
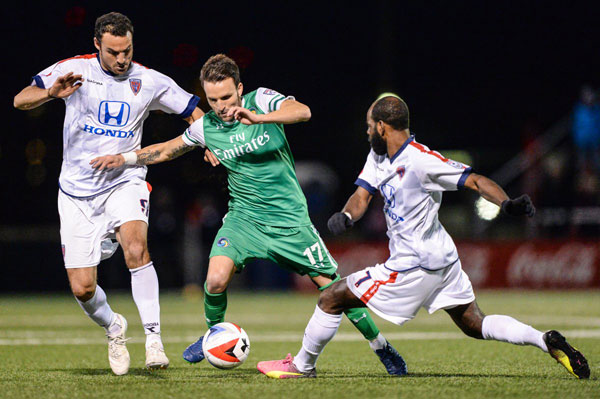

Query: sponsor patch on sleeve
<box><xmin>445</xmin><ymin>159</ymin><xmax>465</xmax><ymax>169</ymax></box>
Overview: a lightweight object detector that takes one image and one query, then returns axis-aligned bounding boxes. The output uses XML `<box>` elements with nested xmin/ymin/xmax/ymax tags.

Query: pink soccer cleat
<box><xmin>257</xmin><ymin>354</ymin><xmax>316</xmax><ymax>379</ymax></box>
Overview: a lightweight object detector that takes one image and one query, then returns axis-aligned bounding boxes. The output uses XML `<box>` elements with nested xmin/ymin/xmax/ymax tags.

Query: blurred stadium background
<box><xmin>2</xmin><ymin>2</ymin><xmax>599</xmax><ymax>296</ymax></box>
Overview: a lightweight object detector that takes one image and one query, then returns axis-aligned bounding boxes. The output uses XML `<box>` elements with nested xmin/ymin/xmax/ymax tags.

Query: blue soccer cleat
<box><xmin>375</xmin><ymin>341</ymin><xmax>408</xmax><ymax>376</ymax></box>
<box><xmin>183</xmin><ymin>336</ymin><xmax>205</xmax><ymax>363</ymax></box>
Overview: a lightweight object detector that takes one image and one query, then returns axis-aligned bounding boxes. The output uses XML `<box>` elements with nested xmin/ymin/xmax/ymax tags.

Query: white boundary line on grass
<box><xmin>2</xmin><ymin>314</ymin><xmax>600</xmax><ymax>328</ymax></box>
<box><xmin>1</xmin><ymin>329</ymin><xmax>600</xmax><ymax>346</ymax></box>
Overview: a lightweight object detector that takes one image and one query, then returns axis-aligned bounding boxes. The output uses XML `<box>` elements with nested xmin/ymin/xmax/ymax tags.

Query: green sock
<box><xmin>344</xmin><ymin>307</ymin><xmax>380</xmax><ymax>341</ymax></box>
<box><xmin>203</xmin><ymin>282</ymin><xmax>227</xmax><ymax>328</ymax></box>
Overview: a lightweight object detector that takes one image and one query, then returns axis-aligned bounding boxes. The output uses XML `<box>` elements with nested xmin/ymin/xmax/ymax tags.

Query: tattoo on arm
<box><xmin>167</xmin><ymin>144</ymin><xmax>194</xmax><ymax>160</ymax></box>
<box><xmin>136</xmin><ymin>150</ymin><xmax>161</xmax><ymax>165</ymax></box>
<box><xmin>134</xmin><ymin>143</ymin><xmax>193</xmax><ymax>166</ymax></box>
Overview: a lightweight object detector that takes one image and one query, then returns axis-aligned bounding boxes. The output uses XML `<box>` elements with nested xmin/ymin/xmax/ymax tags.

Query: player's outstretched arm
<box><xmin>14</xmin><ymin>72</ymin><xmax>83</xmax><ymax>110</ymax></box>
<box><xmin>183</xmin><ymin>107</ymin><xmax>205</xmax><ymax>125</ymax></box>
<box><xmin>180</xmin><ymin>108</ymin><xmax>219</xmax><ymax>166</ymax></box>
<box><xmin>90</xmin><ymin>136</ymin><xmax>194</xmax><ymax>171</ymax></box>
<box><xmin>328</xmin><ymin>187</ymin><xmax>373</xmax><ymax>235</ymax></box>
<box><xmin>227</xmin><ymin>99</ymin><xmax>311</xmax><ymax>125</ymax></box>
<box><xmin>463</xmin><ymin>173</ymin><xmax>535</xmax><ymax>217</ymax></box>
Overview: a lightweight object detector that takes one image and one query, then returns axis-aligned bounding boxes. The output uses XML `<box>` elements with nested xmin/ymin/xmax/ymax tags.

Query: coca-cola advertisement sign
<box><xmin>294</xmin><ymin>240</ymin><xmax>600</xmax><ymax>290</ymax></box>
<box><xmin>459</xmin><ymin>241</ymin><xmax>599</xmax><ymax>288</ymax></box>
<box><xmin>505</xmin><ymin>243</ymin><xmax>597</xmax><ymax>288</ymax></box>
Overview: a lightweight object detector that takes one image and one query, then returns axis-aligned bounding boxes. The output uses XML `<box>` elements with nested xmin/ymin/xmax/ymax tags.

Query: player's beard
<box><xmin>113</xmin><ymin>62</ymin><xmax>130</xmax><ymax>74</ymax></box>
<box><xmin>218</xmin><ymin>94</ymin><xmax>243</xmax><ymax>121</ymax></box>
<box><xmin>369</xmin><ymin>132</ymin><xmax>388</xmax><ymax>156</ymax></box>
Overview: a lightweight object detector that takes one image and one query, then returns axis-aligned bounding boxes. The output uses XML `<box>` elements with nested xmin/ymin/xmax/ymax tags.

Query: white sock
<box><xmin>482</xmin><ymin>315</ymin><xmax>548</xmax><ymax>352</ymax></box>
<box><xmin>76</xmin><ymin>285</ymin><xmax>115</xmax><ymax>331</ymax></box>
<box><xmin>368</xmin><ymin>333</ymin><xmax>387</xmax><ymax>351</ymax></box>
<box><xmin>130</xmin><ymin>262</ymin><xmax>161</xmax><ymax>335</ymax></box>
<box><xmin>293</xmin><ymin>305</ymin><xmax>343</xmax><ymax>372</ymax></box>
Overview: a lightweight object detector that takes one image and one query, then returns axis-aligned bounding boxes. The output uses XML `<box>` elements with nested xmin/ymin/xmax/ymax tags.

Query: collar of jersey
<box><xmin>95</xmin><ymin>53</ymin><xmax>132</xmax><ymax>78</ymax></box>
<box><xmin>389</xmin><ymin>135</ymin><xmax>414</xmax><ymax>163</ymax></box>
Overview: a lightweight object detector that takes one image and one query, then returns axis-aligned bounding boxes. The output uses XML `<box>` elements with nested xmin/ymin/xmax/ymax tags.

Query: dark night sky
<box><xmin>3</xmin><ymin>1</ymin><xmax>600</xmax><ymax>224</ymax></box>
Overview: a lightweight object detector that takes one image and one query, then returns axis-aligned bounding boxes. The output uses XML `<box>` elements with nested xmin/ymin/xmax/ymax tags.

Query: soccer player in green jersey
<box><xmin>90</xmin><ymin>54</ymin><xmax>406</xmax><ymax>375</ymax></box>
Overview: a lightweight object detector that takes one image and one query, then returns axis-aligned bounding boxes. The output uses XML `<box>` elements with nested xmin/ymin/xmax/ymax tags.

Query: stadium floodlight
<box><xmin>377</xmin><ymin>92</ymin><xmax>401</xmax><ymax>100</ymax></box>
<box><xmin>475</xmin><ymin>197</ymin><xmax>500</xmax><ymax>220</ymax></box>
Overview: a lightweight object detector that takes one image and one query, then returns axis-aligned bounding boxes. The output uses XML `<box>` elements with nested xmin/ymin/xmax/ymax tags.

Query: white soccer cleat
<box><xmin>107</xmin><ymin>313</ymin><xmax>130</xmax><ymax>376</ymax></box>
<box><xmin>146</xmin><ymin>341</ymin><xmax>169</xmax><ymax>370</ymax></box>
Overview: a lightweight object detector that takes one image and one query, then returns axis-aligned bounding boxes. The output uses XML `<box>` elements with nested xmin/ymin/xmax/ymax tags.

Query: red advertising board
<box><xmin>293</xmin><ymin>240</ymin><xmax>600</xmax><ymax>290</ymax></box>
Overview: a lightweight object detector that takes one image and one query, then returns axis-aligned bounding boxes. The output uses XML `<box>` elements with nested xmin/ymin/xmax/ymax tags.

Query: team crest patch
<box><xmin>217</xmin><ymin>237</ymin><xmax>230</xmax><ymax>247</ymax></box>
<box><xmin>248</xmin><ymin>107</ymin><xmax>257</xmax><ymax>114</ymax></box>
<box><xmin>129</xmin><ymin>78</ymin><xmax>142</xmax><ymax>95</ymax></box>
<box><xmin>396</xmin><ymin>166</ymin><xmax>406</xmax><ymax>179</ymax></box>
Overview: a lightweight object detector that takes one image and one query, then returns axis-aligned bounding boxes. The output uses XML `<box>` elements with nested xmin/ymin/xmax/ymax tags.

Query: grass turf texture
<box><xmin>1</xmin><ymin>290</ymin><xmax>598</xmax><ymax>399</ymax></box>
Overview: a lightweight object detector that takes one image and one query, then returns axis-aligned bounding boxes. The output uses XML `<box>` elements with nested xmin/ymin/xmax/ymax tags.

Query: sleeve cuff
<box><xmin>355</xmin><ymin>178</ymin><xmax>378</xmax><ymax>195</ymax></box>
<box><xmin>182</xmin><ymin>129</ymin><xmax>203</xmax><ymax>147</ymax></box>
<box><xmin>273</xmin><ymin>95</ymin><xmax>295</xmax><ymax>111</ymax></box>
<box><xmin>457</xmin><ymin>167</ymin><xmax>473</xmax><ymax>189</ymax></box>
<box><xmin>33</xmin><ymin>75</ymin><xmax>45</xmax><ymax>89</ymax></box>
<box><xmin>179</xmin><ymin>95</ymin><xmax>200</xmax><ymax>118</ymax></box>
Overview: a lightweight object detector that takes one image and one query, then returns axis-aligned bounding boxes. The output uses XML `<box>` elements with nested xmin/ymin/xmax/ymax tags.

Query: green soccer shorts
<box><xmin>209</xmin><ymin>212</ymin><xmax>338</xmax><ymax>277</ymax></box>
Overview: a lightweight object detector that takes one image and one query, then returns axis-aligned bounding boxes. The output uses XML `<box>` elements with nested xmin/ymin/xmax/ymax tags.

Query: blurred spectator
<box><xmin>572</xmin><ymin>168</ymin><xmax>600</xmax><ymax>237</ymax></box>
<box><xmin>520</xmin><ymin>117</ymin><xmax>544</xmax><ymax>237</ymax></box>
<box><xmin>147</xmin><ymin>186</ymin><xmax>180</xmax><ymax>287</ymax></box>
<box><xmin>361</xmin><ymin>196</ymin><xmax>388</xmax><ymax>238</ymax></box>
<box><xmin>542</xmin><ymin>151</ymin><xmax>570</xmax><ymax>198</ymax></box>
<box><xmin>181</xmin><ymin>194</ymin><xmax>222</xmax><ymax>299</ymax></box>
<box><xmin>572</xmin><ymin>85</ymin><xmax>600</xmax><ymax>173</ymax></box>
<box><xmin>520</xmin><ymin>117</ymin><xmax>543</xmax><ymax>205</ymax></box>
<box><xmin>537</xmin><ymin>151</ymin><xmax>572</xmax><ymax>237</ymax></box>
<box><xmin>295</xmin><ymin>161</ymin><xmax>339</xmax><ymax>232</ymax></box>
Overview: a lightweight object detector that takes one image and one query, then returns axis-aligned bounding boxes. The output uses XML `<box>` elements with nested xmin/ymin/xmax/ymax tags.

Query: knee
<box><xmin>70</xmin><ymin>280</ymin><xmax>96</xmax><ymax>301</ymax></box>
<box><xmin>205</xmin><ymin>274</ymin><xmax>229</xmax><ymax>294</ymax></box>
<box><xmin>318</xmin><ymin>285</ymin><xmax>343</xmax><ymax>314</ymax></box>
<box><xmin>123</xmin><ymin>241</ymin><xmax>149</xmax><ymax>267</ymax></box>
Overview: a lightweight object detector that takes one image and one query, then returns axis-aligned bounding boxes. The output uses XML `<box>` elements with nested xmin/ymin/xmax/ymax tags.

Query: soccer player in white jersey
<box><xmin>257</xmin><ymin>96</ymin><xmax>590</xmax><ymax>379</ymax></box>
<box><xmin>13</xmin><ymin>12</ymin><xmax>204</xmax><ymax>375</ymax></box>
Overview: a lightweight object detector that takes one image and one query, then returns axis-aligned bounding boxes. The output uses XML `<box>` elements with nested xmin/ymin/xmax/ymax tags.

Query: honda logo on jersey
<box><xmin>98</xmin><ymin>101</ymin><xmax>130</xmax><ymax>127</ymax></box>
<box><xmin>381</xmin><ymin>183</ymin><xmax>404</xmax><ymax>222</ymax></box>
<box><xmin>381</xmin><ymin>184</ymin><xmax>396</xmax><ymax>209</ymax></box>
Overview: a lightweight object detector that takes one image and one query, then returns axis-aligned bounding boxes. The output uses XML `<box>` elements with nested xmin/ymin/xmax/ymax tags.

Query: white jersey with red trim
<box><xmin>355</xmin><ymin>136</ymin><xmax>472</xmax><ymax>271</ymax></box>
<box><xmin>33</xmin><ymin>53</ymin><xmax>200</xmax><ymax>197</ymax></box>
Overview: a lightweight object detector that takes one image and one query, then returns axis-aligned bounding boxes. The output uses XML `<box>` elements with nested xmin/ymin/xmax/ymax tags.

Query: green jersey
<box><xmin>181</xmin><ymin>87</ymin><xmax>311</xmax><ymax>227</ymax></box>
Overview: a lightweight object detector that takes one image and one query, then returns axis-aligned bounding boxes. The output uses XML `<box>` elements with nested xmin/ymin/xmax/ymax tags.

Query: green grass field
<box><xmin>1</xmin><ymin>290</ymin><xmax>599</xmax><ymax>398</ymax></box>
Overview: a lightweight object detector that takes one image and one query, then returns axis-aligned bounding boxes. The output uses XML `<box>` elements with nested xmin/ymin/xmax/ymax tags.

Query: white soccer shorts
<box><xmin>346</xmin><ymin>260</ymin><xmax>475</xmax><ymax>325</ymax></box>
<box><xmin>58</xmin><ymin>180</ymin><xmax>151</xmax><ymax>268</ymax></box>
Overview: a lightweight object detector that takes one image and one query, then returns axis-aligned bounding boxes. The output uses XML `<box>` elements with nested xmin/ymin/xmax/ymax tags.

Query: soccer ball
<box><xmin>203</xmin><ymin>322</ymin><xmax>250</xmax><ymax>369</ymax></box>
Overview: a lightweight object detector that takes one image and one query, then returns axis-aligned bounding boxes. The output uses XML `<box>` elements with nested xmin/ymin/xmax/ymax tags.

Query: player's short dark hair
<box><xmin>371</xmin><ymin>96</ymin><xmax>410</xmax><ymax>130</ymax></box>
<box><xmin>94</xmin><ymin>12</ymin><xmax>134</xmax><ymax>42</ymax></box>
<box><xmin>200</xmin><ymin>54</ymin><xmax>241</xmax><ymax>86</ymax></box>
